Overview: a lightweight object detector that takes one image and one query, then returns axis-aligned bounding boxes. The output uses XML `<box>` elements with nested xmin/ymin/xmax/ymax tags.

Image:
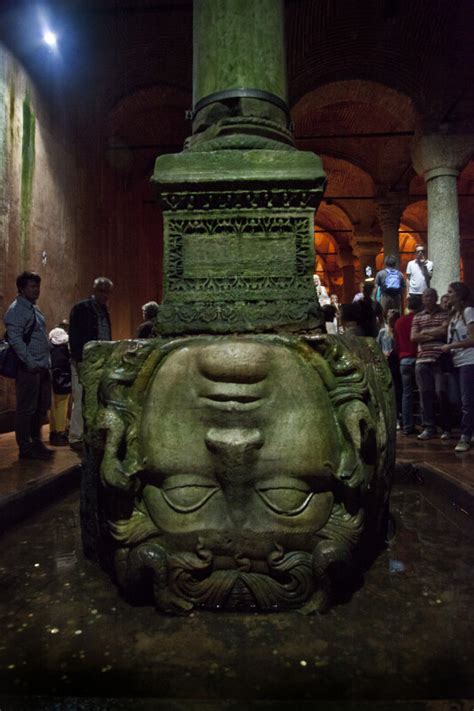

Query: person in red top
<box><xmin>394</xmin><ymin>294</ymin><xmax>422</xmax><ymax>434</ymax></box>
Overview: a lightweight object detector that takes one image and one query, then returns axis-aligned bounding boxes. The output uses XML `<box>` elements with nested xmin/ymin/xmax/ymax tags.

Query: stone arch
<box><xmin>292</xmin><ymin>80</ymin><xmax>421</xmax><ymax>189</ymax></box>
<box><xmin>105</xmin><ymin>83</ymin><xmax>190</xmax><ymax>183</ymax></box>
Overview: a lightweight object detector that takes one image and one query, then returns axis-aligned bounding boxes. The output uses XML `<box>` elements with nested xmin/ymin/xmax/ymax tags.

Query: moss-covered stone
<box><xmin>20</xmin><ymin>98</ymin><xmax>35</xmax><ymax>267</ymax></box>
<box><xmin>81</xmin><ymin>333</ymin><xmax>395</xmax><ymax>614</ymax></box>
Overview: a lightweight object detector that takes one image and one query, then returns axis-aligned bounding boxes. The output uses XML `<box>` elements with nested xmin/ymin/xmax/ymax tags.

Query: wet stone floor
<box><xmin>0</xmin><ymin>480</ymin><xmax>473</xmax><ymax>707</ymax></box>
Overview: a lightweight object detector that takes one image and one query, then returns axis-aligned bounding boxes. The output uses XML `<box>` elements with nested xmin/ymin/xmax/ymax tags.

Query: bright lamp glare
<box><xmin>43</xmin><ymin>31</ymin><xmax>57</xmax><ymax>48</ymax></box>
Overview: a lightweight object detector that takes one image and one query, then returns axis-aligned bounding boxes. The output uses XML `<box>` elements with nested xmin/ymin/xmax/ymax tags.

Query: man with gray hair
<box><xmin>68</xmin><ymin>277</ymin><xmax>113</xmax><ymax>450</ymax></box>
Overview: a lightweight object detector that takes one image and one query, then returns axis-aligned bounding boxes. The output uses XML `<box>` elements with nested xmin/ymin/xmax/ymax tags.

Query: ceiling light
<box><xmin>43</xmin><ymin>30</ymin><xmax>57</xmax><ymax>48</ymax></box>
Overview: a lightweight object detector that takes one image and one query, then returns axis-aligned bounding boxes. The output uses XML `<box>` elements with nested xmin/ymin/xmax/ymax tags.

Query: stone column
<box><xmin>192</xmin><ymin>0</ymin><xmax>288</xmax><ymax>134</ymax></box>
<box><xmin>376</xmin><ymin>193</ymin><xmax>406</xmax><ymax>266</ymax></box>
<box><xmin>412</xmin><ymin>132</ymin><xmax>474</xmax><ymax>295</ymax></box>
<box><xmin>153</xmin><ymin>0</ymin><xmax>326</xmax><ymax>334</ymax></box>
<box><xmin>353</xmin><ymin>231</ymin><xmax>383</xmax><ymax>285</ymax></box>
<box><xmin>337</xmin><ymin>248</ymin><xmax>356</xmax><ymax>303</ymax></box>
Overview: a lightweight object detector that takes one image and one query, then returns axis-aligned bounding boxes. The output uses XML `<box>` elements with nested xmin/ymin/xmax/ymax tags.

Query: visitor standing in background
<box><xmin>375</xmin><ymin>255</ymin><xmax>405</xmax><ymax>313</ymax></box>
<box><xmin>48</xmin><ymin>326</ymin><xmax>72</xmax><ymax>447</ymax></box>
<box><xmin>3</xmin><ymin>271</ymin><xmax>53</xmax><ymax>461</ymax></box>
<box><xmin>137</xmin><ymin>301</ymin><xmax>160</xmax><ymax>338</ymax></box>
<box><xmin>406</xmin><ymin>245</ymin><xmax>433</xmax><ymax>296</ymax></box>
<box><xmin>358</xmin><ymin>282</ymin><xmax>383</xmax><ymax>337</ymax></box>
<box><xmin>441</xmin><ymin>282</ymin><xmax>474</xmax><ymax>453</ymax></box>
<box><xmin>313</xmin><ymin>275</ymin><xmax>330</xmax><ymax>306</ymax></box>
<box><xmin>410</xmin><ymin>288</ymin><xmax>450</xmax><ymax>440</ymax></box>
<box><xmin>68</xmin><ymin>277</ymin><xmax>113</xmax><ymax>451</ymax></box>
<box><xmin>440</xmin><ymin>294</ymin><xmax>450</xmax><ymax>312</ymax></box>
<box><xmin>394</xmin><ymin>294</ymin><xmax>422</xmax><ymax>435</ymax></box>
<box><xmin>377</xmin><ymin>309</ymin><xmax>402</xmax><ymax>428</ymax></box>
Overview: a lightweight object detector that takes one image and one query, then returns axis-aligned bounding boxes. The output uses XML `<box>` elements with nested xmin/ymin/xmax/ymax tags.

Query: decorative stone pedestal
<box><xmin>154</xmin><ymin>146</ymin><xmax>326</xmax><ymax>335</ymax></box>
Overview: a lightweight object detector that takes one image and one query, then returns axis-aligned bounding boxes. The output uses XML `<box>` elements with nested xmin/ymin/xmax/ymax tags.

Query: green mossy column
<box><xmin>153</xmin><ymin>0</ymin><xmax>326</xmax><ymax>335</ymax></box>
<box><xmin>193</xmin><ymin>0</ymin><xmax>287</xmax><ymax>106</ymax></box>
<box><xmin>80</xmin><ymin>0</ymin><xmax>395</xmax><ymax>616</ymax></box>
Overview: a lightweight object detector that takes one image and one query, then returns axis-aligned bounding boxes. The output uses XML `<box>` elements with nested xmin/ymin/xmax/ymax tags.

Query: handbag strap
<box><xmin>23</xmin><ymin>311</ymin><xmax>37</xmax><ymax>344</ymax></box>
<box><xmin>4</xmin><ymin>311</ymin><xmax>37</xmax><ymax>344</ymax></box>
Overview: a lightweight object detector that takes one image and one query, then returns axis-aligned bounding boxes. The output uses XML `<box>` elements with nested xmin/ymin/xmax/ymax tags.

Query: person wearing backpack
<box><xmin>375</xmin><ymin>255</ymin><xmax>406</xmax><ymax>313</ymax></box>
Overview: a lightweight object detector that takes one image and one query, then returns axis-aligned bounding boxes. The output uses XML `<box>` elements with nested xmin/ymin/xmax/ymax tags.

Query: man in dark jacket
<box><xmin>68</xmin><ymin>277</ymin><xmax>113</xmax><ymax>449</ymax></box>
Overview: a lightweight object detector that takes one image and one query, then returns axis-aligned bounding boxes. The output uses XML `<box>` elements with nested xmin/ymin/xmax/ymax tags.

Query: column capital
<box><xmin>352</xmin><ymin>229</ymin><xmax>382</xmax><ymax>256</ymax></box>
<box><xmin>375</xmin><ymin>192</ymin><xmax>407</xmax><ymax>230</ymax></box>
<box><xmin>336</xmin><ymin>247</ymin><xmax>354</xmax><ymax>269</ymax></box>
<box><xmin>411</xmin><ymin>132</ymin><xmax>474</xmax><ymax>181</ymax></box>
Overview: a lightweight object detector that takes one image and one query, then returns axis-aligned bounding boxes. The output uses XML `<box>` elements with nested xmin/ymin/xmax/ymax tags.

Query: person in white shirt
<box><xmin>440</xmin><ymin>281</ymin><xmax>474</xmax><ymax>452</ymax></box>
<box><xmin>313</xmin><ymin>274</ymin><xmax>330</xmax><ymax>306</ymax></box>
<box><xmin>406</xmin><ymin>245</ymin><xmax>433</xmax><ymax>296</ymax></box>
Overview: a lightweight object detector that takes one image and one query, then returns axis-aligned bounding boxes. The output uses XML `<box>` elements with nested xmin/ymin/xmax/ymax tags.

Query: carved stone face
<box><xmin>140</xmin><ymin>338</ymin><xmax>340</xmax><ymax>554</ymax></box>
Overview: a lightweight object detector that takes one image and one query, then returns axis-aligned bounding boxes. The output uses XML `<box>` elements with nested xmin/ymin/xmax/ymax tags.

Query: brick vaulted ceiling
<box><xmin>1</xmin><ymin>0</ymin><xmax>474</xmax><ymax>283</ymax></box>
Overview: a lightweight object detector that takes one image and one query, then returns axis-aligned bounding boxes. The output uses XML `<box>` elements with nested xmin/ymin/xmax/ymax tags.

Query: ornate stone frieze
<box><xmin>157</xmin><ymin>206</ymin><xmax>323</xmax><ymax>334</ymax></box>
<box><xmin>159</xmin><ymin>188</ymin><xmax>324</xmax><ymax>212</ymax></box>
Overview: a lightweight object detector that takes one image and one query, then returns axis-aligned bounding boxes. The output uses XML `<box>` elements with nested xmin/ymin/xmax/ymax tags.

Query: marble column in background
<box><xmin>353</xmin><ymin>231</ymin><xmax>383</xmax><ymax>287</ymax></box>
<box><xmin>376</xmin><ymin>193</ymin><xmax>407</xmax><ymax>266</ymax></box>
<box><xmin>412</xmin><ymin>132</ymin><xmax>474</xmax><ymax>295</ymax></box>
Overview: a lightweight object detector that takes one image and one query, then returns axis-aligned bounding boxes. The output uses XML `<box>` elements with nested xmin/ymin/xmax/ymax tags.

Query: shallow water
<box><xmin>0</xmin><ymin>480</ymin><xmax>473</xmax><ymax>704</ymax></box>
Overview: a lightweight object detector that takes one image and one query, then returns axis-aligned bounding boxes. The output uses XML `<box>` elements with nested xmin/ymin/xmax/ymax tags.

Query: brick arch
<box><xmin>108</xmin><ymin>83</ymin><xmax>189</xmax><ymax>145</ymax></box>
<box><xmin>293</xmin><ymin>80</ymin><xmax>420</xmax><ymax>187</ymax></box>
<box><xmin>319</xmin><ymin>154</ymin><xmax>376</xmax><ymax>227</ymax></box>
<box><xmin>105</xmin><ymin>84</ymin><xmax>190</xmax><ymax>185</ymax></box>
<box><xmin>292</xmin><ymin>80</ymin><xmax>419</xmax><ymax>132</ymax></box>
<box><xmin>314</xmin><ymin>225</ymin><xmax>342</xmax><ymax>292</ymax></box>
<box><xmin>285</xmin><ymin>0</ymin><xmax>466</xmax><ymax>118</ymax></box>
<box><xmin>315</xmin><ymin>201</ymin><xmax>354</xmax><ymax>230</ymax></box>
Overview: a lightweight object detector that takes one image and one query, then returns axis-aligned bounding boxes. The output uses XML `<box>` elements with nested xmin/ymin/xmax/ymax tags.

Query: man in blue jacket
<box><xmin>68</xmin><ymin>277</ymin><xmax>113</xmax><ymax>450</ymax></box>
<box><xmin>4</xmin><ymin>271</ymin><xmax>53</xmax><ymax>460</ymax></box>
<box><xmin>375</xmin><ymin>255</ymin><xmax>406</xmax><ymax>313</ymax></box>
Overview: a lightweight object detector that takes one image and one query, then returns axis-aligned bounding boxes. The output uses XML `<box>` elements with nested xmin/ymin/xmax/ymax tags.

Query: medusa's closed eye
<box><xmin>161</xmin><ymin>475</ymin><xmax>220</xmax><ymax>513</ymax></box>
<box><xmin>256</xmin><ymin>477</ymin><xmax>314</xmax><ymax>516</ymax></box>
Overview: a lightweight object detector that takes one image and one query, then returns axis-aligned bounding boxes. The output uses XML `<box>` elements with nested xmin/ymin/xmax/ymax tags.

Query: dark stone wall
<box><xmin>0</xmin><ymin>43</ymin><xmax>164</xmax><ymax>431</ymax></box>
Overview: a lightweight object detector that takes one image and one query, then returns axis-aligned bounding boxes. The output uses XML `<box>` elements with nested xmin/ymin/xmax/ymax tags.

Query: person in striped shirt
<box><xmin>410</xmin><ymin>288</ymin><xmax>450</xmax><ymax>440</ymax></box>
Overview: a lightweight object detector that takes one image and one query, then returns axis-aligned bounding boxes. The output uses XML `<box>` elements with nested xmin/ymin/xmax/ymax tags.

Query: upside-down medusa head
<box><xmin>81</xmin><ymin>333</ymin><xmax>395</xmax><ymax>614</ymax></box>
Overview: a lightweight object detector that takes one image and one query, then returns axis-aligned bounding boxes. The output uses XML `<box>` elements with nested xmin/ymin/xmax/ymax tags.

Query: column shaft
<box><xmin>382</xmin><ymin>226</ymin><xmax>400</xmax><ymax>263</ymax></box>
<box><xmin>426</xmin><ymin>173</ymin><xmax>460</xmax><ymax>295</ymax></box>
<box><xmin>342</xmin><ymin>264</ymin><xmax>356</xmax><ymax>303</ymax></box>
<box><xmin>193</xmin><ymin>0</ymin><xmax>287</xmax><ymax>106</ymax></box>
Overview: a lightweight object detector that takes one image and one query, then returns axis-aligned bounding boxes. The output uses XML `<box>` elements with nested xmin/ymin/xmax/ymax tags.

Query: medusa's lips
<box><xmin>199</xmin><ymin>384</ymin><xmax>265</xmax><ymax>412</ymax></box>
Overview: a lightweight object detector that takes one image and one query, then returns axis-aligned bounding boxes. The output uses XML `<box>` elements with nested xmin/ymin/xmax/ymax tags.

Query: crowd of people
<box><xmin>315</xmin><ymin>247</ymin><xmax>474</xmax><ymax>453</ymax></box>
<box><xmin>2</xmin><ymin>249</ymin><xmax>473</xmax><ymax>460</ymax></box>
<box><xmin>2</xmin><ymin>271</ymin><xmax>160</xmax><ymax>461</ymax></box>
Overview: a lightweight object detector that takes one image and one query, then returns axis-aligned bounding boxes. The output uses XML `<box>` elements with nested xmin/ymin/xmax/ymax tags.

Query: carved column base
<box><xmin>152</xmin><ymin>148</ymin><xmax>327</xmax><ymax>335</ymax></box>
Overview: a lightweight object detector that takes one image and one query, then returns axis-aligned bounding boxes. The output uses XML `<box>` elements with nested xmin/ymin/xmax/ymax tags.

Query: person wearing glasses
<box><xmin>440</xmin><ymin>282</ymin><xmax>474</xmax><ymax>453</ymax></box>
<box><xmin>406</xmin><ymin>245</ymin><xmax>433</xmax><ymax>297</ymax></box>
